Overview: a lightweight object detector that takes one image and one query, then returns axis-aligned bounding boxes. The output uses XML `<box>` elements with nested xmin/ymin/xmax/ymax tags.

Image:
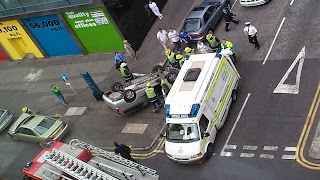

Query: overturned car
<box><xmin>103</xmin><ymin>65</ymin><xmax>179</xmax><ymax>115</ymax></box>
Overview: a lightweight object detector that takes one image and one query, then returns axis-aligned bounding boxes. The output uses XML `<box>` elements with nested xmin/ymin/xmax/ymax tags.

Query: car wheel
<box><xmin>111</xmin><ymin>82</ymin><xmax>123</xmax><ymax>92</ymax></box>
<box><xmin>206</xmin><ymin>143</ymin><xmax>214</xmax><ymax>159</ymax></box>
<box><xmin>11</xmin><ymin>136</ymin><xmax>20</xmax><ymax>141</ymax></box>
<box><xmin>165</xmin><ymin>68</ymin><xmax>179</xmax><ymax>84</ymax></box>
<box><xmin>232</xmin><ymin>90</ymin><xmax>237</xmax><ymax>102</ymax></box>
<box><xmin>123</xmin><ymin>89</ymin><xmax>136</xmax><ymax>103</ymax></box>
<box><xmin>151</xmin><ymin>64</ymin><xmax>164</xmax><ymax>73</ymax></box>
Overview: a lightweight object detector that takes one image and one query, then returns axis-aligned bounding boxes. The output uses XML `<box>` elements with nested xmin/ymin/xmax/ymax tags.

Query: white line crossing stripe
<box><xmin>281</xmin><ymin>155</ymin><xmax>296</xmax><ymax>160</ymax></box>
<box><xmin>220</xmin><ymin>152</ymin><xmax>233</xmax><ymax>157</ymax></box>
<box><xmin>263</xmin><ymin>146</ymin><xmax>278</xmax><ymax>151</ymax></box>
<box><xmin>225</xmin><ymin>145</ymin><xmax>237</xmax><ymax>150</ymax></box>
<box><xmin>284</xmin><ymin>147</ymin><xmax>296</xmax><ymax>152</ymax></box>
<box><xmin>240</xmin><ymin>153</ymin><xmax>255</xmax><ymax>158</ymax></box>
<box><xmin>260</xmin><ymin>154</ymin><xmax>274</xmax><ymax>159</ymax></box>
<box><xmin>243</xmin><ymin>145</ymin><xmax>258</xmax><ymax>150</ymax></box>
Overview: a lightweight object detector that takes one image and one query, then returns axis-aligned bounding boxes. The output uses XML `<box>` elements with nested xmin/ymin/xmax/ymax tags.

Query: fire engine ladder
<box><xmin>70</xmin><ymin>139</ymin><xmax>159</xmax><ymax>179</ymax></box>
<box><xmin>37</xmin><ymin>167</ymin><xmax>73</xmax><ymax>180</ymax></box>
<box><xmin>44</xmin><ymin>148</ymin><xmax>118</xmax><ymax>180</ymax></box>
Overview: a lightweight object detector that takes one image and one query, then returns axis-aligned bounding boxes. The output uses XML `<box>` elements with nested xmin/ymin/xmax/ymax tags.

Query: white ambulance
<box><xmin>163</xmin><ymin>53</ymin><xmax>240</xmax><ymax>163</ymax></box>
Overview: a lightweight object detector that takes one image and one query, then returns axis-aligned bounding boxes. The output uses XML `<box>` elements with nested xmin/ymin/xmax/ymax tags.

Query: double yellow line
<box><xmin>296</xmin><ymin>83</ymin><xmax>320</xmax><ymax>170</ymax></box>
<box><xmin>131</xmin><ymin>138</ymin><xmax>165</xmax><ymax>159</ymax></box>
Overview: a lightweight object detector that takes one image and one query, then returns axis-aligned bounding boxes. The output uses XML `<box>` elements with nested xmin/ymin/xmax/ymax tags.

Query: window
<box><xmin>34</xmin><ymin>117</ymin><xmax>56</xmax><ymax>135</ymax></box>
<box><xmin>206</xmin><ymin>5</ymin><xmax>217</xmax><ymax>14</ymax></box>
<box><xmin>166</xmin><ymin>123</ymin><xmax>200</xmax><ymax>143</ymax></box>
<box><xmin>16</xmin><ymin>127</ymin><xmax>35</xmax><ymax>136</ymax></box>
<box><xmin>199</xmin><ymin>115</ymin><xmax>209</xmax><ymax>133</ymax></box>
<box><xmin>203</xmin><ymin>12</ymin><xmax>211</xmax><ymax>24</ymax></box>
<box><xmin>183</xmin><ymin>18</ymin><xmax>201</xmax><ymax>32</ymax></box>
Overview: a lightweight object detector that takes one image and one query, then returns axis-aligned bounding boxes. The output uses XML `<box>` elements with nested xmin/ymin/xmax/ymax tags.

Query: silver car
<box><xmin>103</xmin><ymin>65</ymin><xmax>179</xmax><ymax>115</ymax></box>
<box><xmin>183</xmin><ymin>0</ymin><xmax>228</xmax><ymax>41</ymax></box>
<box><xmin>0</xmin><ymin>109</ymin><xmax>13</xmax><ymax>132</ymax></box>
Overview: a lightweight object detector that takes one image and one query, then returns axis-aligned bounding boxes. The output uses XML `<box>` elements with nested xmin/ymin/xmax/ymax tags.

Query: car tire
<box><xmin>111</xmin><ymin>82</ymin><xmax>123</xmax><ymax>92</ymax></box>
<box><xmin>205</xmin><ymin>143</ymin><xmax>214</xmax><ymax>159</ymax></box>
<box><xmin>123</xmin><ymin>89</ymin><xmax>136</xmax><ymax>103</ymax></box>
<box><xmin>11</xmin><ymin>136</ymin><xmax>20</xmax><ymax>141</ymax></box>
<box><xmin>165</xmin><ymin>68</ymin><xmax>179</xmax><ymax>84</ymax></box>
<box><xmin>151</xmin><ymin>64</ymin><xmax>164</xmax><ymax>73</ymax></box>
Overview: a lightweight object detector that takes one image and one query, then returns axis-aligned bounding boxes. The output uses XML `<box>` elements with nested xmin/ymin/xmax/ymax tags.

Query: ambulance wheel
<box><xmin>232</xmin><ymin>90</ymin><xmax>237</xmax><ymax>102</ymax></box>
<box><xmin>152</xmin><ymin>65</ymin><xmax>163</xmax><ymax>73</ymax></box>
<box><xmin>111</xmin><ymin>82</ymin><xmax>123</xmax><ymax>92</ymax></box>
<box><xmin>206</xmin><ymin>143</ymin><xmax>214</xmax><ymax>159</ymax></box>
<box><xmin>124</xmin><ymin>89</ymin><xmax>136</xmax><ymax>103</ymax></box>
<box><xmin>166</xmin><ymin>68</ymin><xmax>179</xmax><ymax>84</ymax></box>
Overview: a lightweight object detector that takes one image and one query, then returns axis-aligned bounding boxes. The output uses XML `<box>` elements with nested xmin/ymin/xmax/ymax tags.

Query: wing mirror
<box><xmin>159</xmin><ymin>133</ymin><xmax>166</xmax><ymax>138</ymax></box>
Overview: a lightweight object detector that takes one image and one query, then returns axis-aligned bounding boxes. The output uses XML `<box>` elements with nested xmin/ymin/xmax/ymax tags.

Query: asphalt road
<box><xmin>1</xmin><ymin>0</ymin><xmax>320</xmax><ymax>179</ymax></box>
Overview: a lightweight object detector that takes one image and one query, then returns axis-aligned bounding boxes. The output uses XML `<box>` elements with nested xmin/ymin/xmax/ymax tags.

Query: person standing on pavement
<box><xmin>144</xmin><ymin>0</ymin><xmax>153</xmax><ymax>20</ymax></box>
<box><xmin>149</xmin><ymin>0</ymin><xmax>163</xmax><ymax>19</ymax></box>
<box><xmin>123</xmin><ymin>40</ymin><xmax>137</xmax><ymax>61</ymax></box>
<box><xmin>157</xmin><ymin>28</ymin><xmax>169</xmax><ymax>50</ymax></box>
<box><xmin>243</xmin><ymin>22</ymin><xmax>260</xmax><ymax>50</ymax></box>
<box><xmin>168</xmin><ymin>28</ymin><xmax>182</xmax><ymax>53</ymax></box>
<box><xmin>114</xmin><ymin>52</ymin><xmax>126</xmax><ymax>64</ymax></box>
<box><xmin>114</xmin><ymin>142</ymin><xmax>136</xmax><ymax>162</ymax></box>
<box><xmin>223</xmin><ymin>7</ymin><xmax>239</xmax><ymax>32</ymax></box>
<box><xmin>180</xmin><ymin>29</ymin><xmax>192</xmax><ymax>48</ymax></box>
<box><xmin>145</xmin><ymin>82</ymin><xmax>162</xmax><ymax>113</ymax></box>
<box><xmin>50</xmin><ymin>84</ymin><xmax>67</xmax><ymax>105</ymax></box>
<box><xmin>119</xmin><ymin>63</ymin><xmax>134</xmax><ymax>83</ymax></box>
<box><xmin>184</xmin><ymin>47</ymin><xmax>195</xmax><ymax>60</ymax></box>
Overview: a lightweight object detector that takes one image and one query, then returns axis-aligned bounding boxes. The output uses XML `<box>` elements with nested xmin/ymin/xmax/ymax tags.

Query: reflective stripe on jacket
<box><xmin>145</xmin><ymin>87</ymin><xmax>157</xmax><ymax>99</ymax></box>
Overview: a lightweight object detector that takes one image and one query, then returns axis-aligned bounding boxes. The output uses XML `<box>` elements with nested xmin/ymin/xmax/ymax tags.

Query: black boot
<box><xmin>225</xmin><ymin>23</ymin><xmax>230</xmax><ymax>31</ymax></box>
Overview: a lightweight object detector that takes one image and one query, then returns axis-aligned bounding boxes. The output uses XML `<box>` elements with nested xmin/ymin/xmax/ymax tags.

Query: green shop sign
<box><xmin>63</xmin><ymin>8</ymin><xmax>123</xmax><ymax>53</ymax></box>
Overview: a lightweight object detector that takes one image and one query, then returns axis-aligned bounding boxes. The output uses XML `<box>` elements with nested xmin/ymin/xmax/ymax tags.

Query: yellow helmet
<box><xmin>184</xmin><ymin>47</ymin><xmax>192</xmax><ymax>53</ymax></box>
<box><xmin>22</xmin><ymin>107</ymin><xmax>28</xmax><ymax>113</ymax></box>
<box><xmin>176</xmin><ymin>54</ymin><xmax>183</xmax><ymax>60</ymax></box>
<box><xmin>206</xmin><ymin>34</ymin><xmax>212</xmax><ymax>40</ymax></box>
<box><xmin>146</xmin><ymin>82</ymin><xmax>152</xmax><ymax>87</ymax></box>
<box><xmin>165</xmin><ymin>49</ymin><xmax>171</xmax><ymax>55</ymax></box>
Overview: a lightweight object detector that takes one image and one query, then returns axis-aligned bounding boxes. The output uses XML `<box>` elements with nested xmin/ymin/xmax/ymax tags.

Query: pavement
<box><xmin>310</xmin><ymin>118</ymin><xmax>320</xmax><ymax>159</ymax></box>
<box><xmin>0</xmin><ymin>0</ymin><xmax>203</xmax><ymax>154</ymax></box>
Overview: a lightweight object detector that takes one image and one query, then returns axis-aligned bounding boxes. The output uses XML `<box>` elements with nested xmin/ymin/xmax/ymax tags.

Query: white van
<box><xmin>163</xmin><ymin>53</ymin><xmax>240</xmax><ymax>163</ymax></box>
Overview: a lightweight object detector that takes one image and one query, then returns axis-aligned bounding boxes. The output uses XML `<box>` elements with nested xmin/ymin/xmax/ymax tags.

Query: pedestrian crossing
<box><xmin>219</xmin><ymin>144</ymin><xmax>296</xmax><ymax>160</ymax></box>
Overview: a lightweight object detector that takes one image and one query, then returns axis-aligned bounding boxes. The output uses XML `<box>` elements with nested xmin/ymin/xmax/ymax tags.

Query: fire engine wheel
<box><xmin>124</xmin><ymin>89</ymin><xmax>136</xmax><ymax>103</ymax></box>
<box><xmin>165</xmin><ymin>68</ymin><xmax>179</xmax><ymax>84</ymax></box>
<box><xmin>151</xmin><ymin>64</ymin><xmax>164</xmax><ymax>73</ymax></box>
<box><xmin>111</xmin><ymin>82</ymin><xmax>123</xmax><ymax>92</ymax></box>
<box><xmin>206</xmin><ymin>143</ymin><xmax>214</xmax><ymax>159</ymax></box>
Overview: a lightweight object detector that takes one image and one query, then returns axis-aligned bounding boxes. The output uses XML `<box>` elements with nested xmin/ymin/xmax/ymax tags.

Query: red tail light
<box><xmin>196</xmin><ymin>33</ymin><xmax>202</xmax><ymax>37</ymax></box>
<box><xmin>115</xmin><ymin>107</ymin><xmax>120</xmax><ymax>113</ymax></box>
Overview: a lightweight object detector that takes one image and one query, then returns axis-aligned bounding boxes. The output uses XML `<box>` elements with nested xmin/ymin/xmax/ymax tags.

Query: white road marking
<box><xmin>220</xmin><ymin>152</ymin><xmax>233</xmax><ymax>157</ymax></box>
<box><xmin>231</xmin><ymin>0</ymin><xmax>238</xmax><ymax>9</ymax></box>
<box><xmin>243</xmin><ymin>145</ymin><xmax>258</xmax><ymax>150</ymax></box>
<box><xmin>284</xmin><ymin>147</ymin><xmax>297</xmax><ymax>152</ymax></box>
<box><xmin>263</xmin><ymin>17</ymin><xmax>286</xmax><ymax>65</ymax></box>
<box><xmin>273</xmin><ymin>47</ymin><xmax>305</xmax><ymax>94</ymax></box>
<box><xmin>153</xmin><ymin>150</ymin><xmax>164</xmax><ymax>153</ymax></box>
<box><xmin>240</xmin><ymin>153</ymin><xmax>255</xmax><ymax>158</ymax></box>
<box><xmin>220</xmin><ymin>93</ymin><xmax>251</xmax><ymax>156</ymax></box>
<box><xmin>290</xmin><ymin>0</ymin><xmax>295</xmax><ymax>5</ymax></box>
<box><xmin>260</xmin><ymin>154</ymin><xmax>274</xmax><ymax>159</ymax></box>
<box><xmin>225</xmin><ymin>145</ymin><xmax>237</xmax><ymax>150</ymax></box>
<box><xmin>263</xmin><ymin>146</ymin><xmax>278</xmax><ymax>151</ymax></box>
<box><xmin>282</xmin><ymin>155</ymin><xmax>296</xmax><ymax>160</ymax></box>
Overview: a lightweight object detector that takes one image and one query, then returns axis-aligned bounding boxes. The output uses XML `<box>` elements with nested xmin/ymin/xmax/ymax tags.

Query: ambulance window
<box><xmin>199</xmin><ymin>115</ymin><xmax>209</xmax><ymax>133</ymax></box>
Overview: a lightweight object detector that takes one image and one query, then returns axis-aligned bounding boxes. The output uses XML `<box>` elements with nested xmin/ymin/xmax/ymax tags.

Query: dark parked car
<box><xmin>183</xmin><ymin>0</ymin><xmax>228</xmax><ymax>41</ymax></box>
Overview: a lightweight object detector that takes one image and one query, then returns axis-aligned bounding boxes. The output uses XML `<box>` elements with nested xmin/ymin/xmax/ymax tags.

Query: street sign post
<box><xmin>61</xmin><ymin>74</ymin><xmax>77</xmax><ymax>94</ymax></box>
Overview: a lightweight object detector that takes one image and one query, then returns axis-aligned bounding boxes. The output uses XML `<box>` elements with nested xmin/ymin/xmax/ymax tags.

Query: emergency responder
<box><xmin>184</xmin><ymin>47</ymin><xmax>195</xmax><ymax>60</ymax></box>
<box><xmin>176</xmin><ymin>54</ymin><xmax>185</xmax><ymax>69</ymax></box>
<box><xmin>119</xmin><ymin>63</ymin><xmax>134</xmax><ymax>83</ymax></box>
<box><xmin>160</xmin><ymin>77</ymin><xmax>172</xmax><ymax>96</ymax></box>
<box><xmin>145</xmin><ymin>82</ymin><xmax>162</xmax><ymax>113</ymax></box>
<box><xmin>221</xmin><ymin>39</ymin><xmax>236</xmax><ymax>63</ymax></box>
<box><xmin>206</xmin><ymin>33</ymin><xmax>221</xmax><ymax>52</ymax></box>
<box><xmin>22</xmin><ymin>107</ymin><xmax>36</xmax><ymax>114</ymax></box>
<box><xmin>165</xmin><ymin>49</ymin><xmax>179</xmax><ymax>68</ymax></box>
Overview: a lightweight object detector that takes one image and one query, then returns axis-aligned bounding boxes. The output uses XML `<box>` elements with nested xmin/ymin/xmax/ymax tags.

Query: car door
<box><xmin>207</xmin><ymin>5</ymin><xmax>220</xmax><ymax>28</ymax></box>
<box><xmin>15</xmin><ymin>127</ymin><xmax>38</xmax><ymax>143</ymax></box>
